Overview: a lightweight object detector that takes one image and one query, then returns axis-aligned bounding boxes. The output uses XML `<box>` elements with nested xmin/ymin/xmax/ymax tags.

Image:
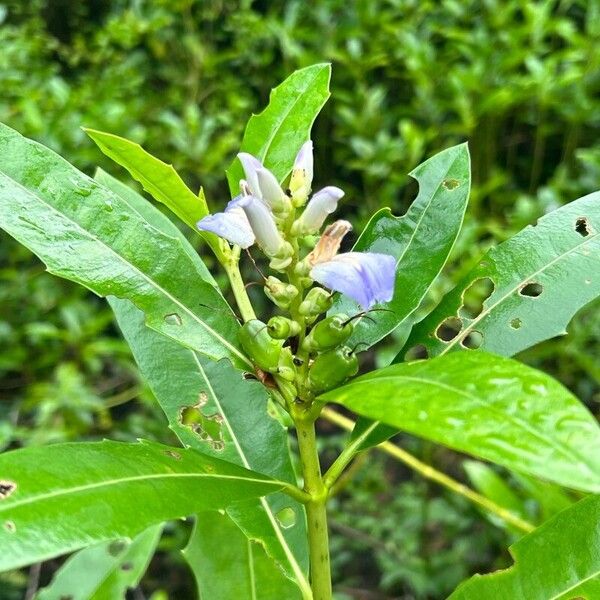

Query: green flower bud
<box><xmin>302</xmin><ymin>314</ymin><xmax>353</xmax><ymax>352</ymax></box>
<box><xmin>299</xmin><ymin>287</ymin><xmax>333</xmax><ymax>317</ymax></box>
<box><xmin>264</xmin><ymin>276</ymin><xmax>299</xmax><ymax>310</ymax></box>
<box><xmin>276</xmin><ymin>347</ymin><xmax>297</xmax><ymax>382</ymax></box>
<box><xmin>238</xmin><ymin>319</ymin><xmax>282</xmax><ymax>372</ymax></box>
<box><xmin>307</xmin><ymin>346</ymin><xmax>359</xmax><ymax>393</ymax></box>
<box><xmin>267</xmin><ymin>316</ymin><xmax>302</xmax><ymax>340</ymax></box>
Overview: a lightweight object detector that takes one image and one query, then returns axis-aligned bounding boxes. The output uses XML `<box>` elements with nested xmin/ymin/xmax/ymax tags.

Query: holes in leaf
<box><xmin>3</xmin><ymin>520</ymin><xmax>16</xmax><ymax>533</ymax></box>
<box><xmin>519</xmin><ymin>282</ymin><xmax>543</xmax><ymax>298</ymax></box>
<box><xmin>442</xmin><ymin>178</ymin><xmax>461</xmax><ymax>190</ymax></box>
<box><xmin>435</xmin><ymin>317</ymin><xmax>463</xmax><ymax>342</ymax></box>
<box><xmin>460</xmin><ymin>277</ymin><xmax>495</xmax><ymax>319</ymax></box>
<box><xmin>120</xmin><ymin>562</ymin><xmax>134</xmax><ymax>571</ymax></box>
<box><xmin>179</xmin><ymin>393</ymin><xmax>225</xmax><ymax>452</ymax></box>
<box><xmin>276</xmin><ymin>507</ymin><xmax>297</xmax><ymax>529</ymax></box>
<box><xmin>510</xmin><ymin>318</ymin><xmax>522</xmax><ymax>330</ymax></box>
<box><xmin>404</xmin><ymin>344</ymin><xmax>429</xmax><ymax>362</ymax></box>
<box><xmin>164</xmin><ymin>313</ymin><xmax>183</xmax><ymax>326</ymax></box>
<box><xmin>461</xmin><ymin>331</ymin><xmax>483</xmax><ymax>349</ymax></box>
<box><xmin>164</xmin><ymin>450</ymin><xmax>181</xmax><ymax>460</ymax></box>
<box><xmin>108</xmin><ymin>540</ymin><xmax>128</xmax><ymax>556</ymax></box>
<box><xmin>575</xmin><ymin>217</ymin><xmax>591</xmax><ymax>237</ymax></box>
<box><xmin>0</xmin><ymin>480</ymin><xmax>16</xmax><ymax>500</ymax></box>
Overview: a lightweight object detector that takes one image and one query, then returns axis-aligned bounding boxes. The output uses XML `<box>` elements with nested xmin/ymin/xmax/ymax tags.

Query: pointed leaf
<box><xmin>0</xmin><ymin>440</ymin><xmax>283</xmax><ymax>571</ymax></box>
<box><xmin>320</xmin><ymin>352</ymin><xmax>600</xmax><ymax>493</ymax></box>
<box><xmin>332</xmin><ymin>143</ymin><xmax>471</xmax><ymax>349</ymax></box>
<box><xmin>184</xmin><ymin>512</ymin><xmax>301</xmax><ymax>600</ymax></box>
<box><xmin>36</xmin><ymin>524</ymin><xmax>162</xmax><ymax>600</ymax></box>
<box><xmin>448</xmin><ymin>494</ymin><xmax>600</xmax><ymax>599</ymax></box>
<box><xmin>110</xmin><ymin>296</ymin><xmax>310</xmax><ymax>593</ymax></box>
<box><xmin>0</xmin><ymin>122</ymin><xmax>250</xmax><ymax>368</ymax></box>
<box><xmin>84</xmin><ymin>129</ymin><xmax>210</xmax><ymax>234</ymax></box>
<box><xmin>399</xmin><ymin>189</ymin><xmax>600</xmax><ymax>360</ymax></box>
<box><xmin>226</xmin><ymin>63</ymin><xmax>331</xmax><ymax>195</ymax></box>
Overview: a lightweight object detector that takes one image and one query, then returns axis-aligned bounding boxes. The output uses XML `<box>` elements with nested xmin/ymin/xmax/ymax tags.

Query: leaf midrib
<box><xmin>0</xmin><ymin>170</ymin><xmax>251</xmax><ymax>368</ymax></box>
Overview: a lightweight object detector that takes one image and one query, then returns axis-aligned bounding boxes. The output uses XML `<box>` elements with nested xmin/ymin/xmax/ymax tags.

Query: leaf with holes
<box><xmin>399</xmin><ymin>190</ymin><xmax>600</xmax><ymax>360</ymax></box>
<box><xmin>0</xmin><ymin>122</ymin><xmax>250</xmax><ymax>369</ymax></box>
<box><xmin>104</xmin><ymin>173</ymin><xmax>309</xmax><ymax>593</ymax></box>
<box><xmin>447</xmin><ymin>494</ymin><xmax>600</xmax><ymax>599</ymax></box>
<box><xmin>331</xmin><ymin>143</ymin><xmax>471</xmax><ymax>350</ymax></box>
<box><xmin>36</xmin><ymin>524</ymin><xmax>163</xmax><ymax>600</ymax></box>
<box><xmin>0</xmin><ymin>440</ymin><xmax>284</xmax><ymax>572</ymax></box>
<box><xmin>184</xmin><ymin>512</ymin><xmax>302</xmax><ymax>600</ymax></box>
<box><xmin>226</xmin><ymin>63</ymin><xmax>331</xmax><ymax>195</ymax></box>
<box><xmin>319</xmin><ymin>352</ymin><xmax>600</xmax><ymax>493</ymax></box>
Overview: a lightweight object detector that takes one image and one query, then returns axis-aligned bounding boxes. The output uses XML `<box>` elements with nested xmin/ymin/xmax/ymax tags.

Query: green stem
<box><xmin>223</xmin><ymin>259</ymin><xmax>256</xmax><ymax>322</ymax></box>
<box><xmin>295</xmin><ymin>414</ymin><xmax>332</xmax><ymax>599</ymax></box>
<box><xmin>321</xmin><ymin>407</ymin><xmax>535</xmax><ymax>534</ymax></box>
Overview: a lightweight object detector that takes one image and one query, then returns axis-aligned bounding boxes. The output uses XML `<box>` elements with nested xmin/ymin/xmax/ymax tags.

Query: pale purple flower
<box><xmin>229</xmin><ymin>194</ymin><xmax>286</xmax><ymax>256</ymax></box>
<box><xmin>238</xmin><ymin>152</ymin><xmax>289</xmax><ymax>213</ymax></box>
<box><xmin>196</xmin><ymin>196</ymin><xmax>255</xmax><ymax>249</ymax></box>
<box><xmin>237</xmin><ymin>153</ymin><xmax>262</xmax><ymax>198</ymax></box>
<box><xmin>310</xmin><ymin>252</ymin><xmax>396</xmax><ymax>310</ymax></box>
<box><xmin>296</xmin><ymin>186</ymin><xmax>345</xmax><ymax>234</ymax></box>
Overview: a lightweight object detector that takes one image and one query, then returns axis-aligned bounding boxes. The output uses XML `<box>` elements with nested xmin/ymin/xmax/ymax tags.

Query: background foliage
<box><xmin>0</xmin><ymin>0</ymin><xmax>599</xmax><ymax>598</ymax></box>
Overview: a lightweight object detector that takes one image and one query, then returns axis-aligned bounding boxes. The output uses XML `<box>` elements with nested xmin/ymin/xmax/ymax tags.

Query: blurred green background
<box><xmin>1</xmin><ymin>0</ymin><xmax>599</xmax><ymax>598</ymax></box>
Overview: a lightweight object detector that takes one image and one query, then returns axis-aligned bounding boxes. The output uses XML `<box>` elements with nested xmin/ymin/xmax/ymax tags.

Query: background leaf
<box><xmin>0</xmin><ymin>122</ymin><xmax>249</xmax><ymax>368</ymax></box>
<box><xmin>448</xmin><ymin>494</ymin><xmax>600</xmax><ymax>599</ymax></box>
<box><xmin>184</xmin><ymin>512</ymin><xmax>301</xmax><ymax>600</ymax></box>
<box><xmin>399</xmin><ymin>190</ymin><xmax>600</xmax><ymax>360</ymax></box>
<box><xmin>320</xmin><ymin>351</ymin><xmax>600</xmax><ymax>493</ymax></box>
<box><xmin>36</xmin><ymin>524</ymin><xmax>163</xmax><ymax>600</ymax></box>
<box><xmin>332</xmin><ymin>143</ymin><xmax>471</xmax><ymax>350</ymax></box>
<box><xmin>0</xmin><ymin>440</ymin><xmax>282</xmax><ymax>571</ymax></box>
<box><xmin>226</xmin><ymin>63</ymin><xmax>331</xmax><ymax>195</ymax></box>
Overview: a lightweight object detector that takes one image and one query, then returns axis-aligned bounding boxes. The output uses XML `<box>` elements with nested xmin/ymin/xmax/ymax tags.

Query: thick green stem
<box><xmin>295</xmin><ymin>414</ymin><xmax>332</xmax><ymax>599</ymax></box>
<box><xmin>223</xmin><ymin>259</ymin><xmax>256</xmax><ymax>322</ymax></box>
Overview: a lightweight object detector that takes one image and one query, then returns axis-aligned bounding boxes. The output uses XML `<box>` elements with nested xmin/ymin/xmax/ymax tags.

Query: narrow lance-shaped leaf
<box><xmin>0</xmin><ymin>122</ymin><xmax>250</xmax><ymax>369</ymax></box>
<box><xmin>448</xmin><ymin>494</ymin><xmax>600</xmax><ymax>599</ymax></box>
<box><xmin>184</xmin><ymin>512</ymin><xmax>301</xmax><ymax>600</ymax></box>
<box><xmin>36</xmin><ymin>524</ymin><xmax>163</xmax><ymax>600</ymax></box>
<box><xmin>226</xmin><ymin>63</ymin><xmax>331</xmax><ymax>195</ymax></box>
<box><xmin>110</xmin><ymin>296</ymin><xmax>310</xmax><ymax>595</ymax></box>
<box><xmin>102</xmin><ymin>173</ymin><xmax>309</xmax><ymax>593</ymax></box>
<box><xmin>398</xmin><ymin>189</ymin><xmax>600</xmax><ymax>361</ymax></box>
<box><xmin>320</xmin><ymin>352</ymin><xmax>600</xmax><ymax>493</ymax></box>
<box><xmin>332</xmin><ymin>143</ymin><xmax>471</xmax><ymax>350</ymax></box>
<box><xmin>0</xmin><ymin>440</ymin><xmax>284</xmax><ymax>572</ymax></box>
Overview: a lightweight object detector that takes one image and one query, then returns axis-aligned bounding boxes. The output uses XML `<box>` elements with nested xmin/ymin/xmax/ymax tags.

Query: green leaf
<box><xmin>511</xmin><ymin>472</ymin><xmax>576</xmax><ymax>522</ymax></box>
<box><xmin>184</xmin><ymin>512</ymin><xmax>301</xmax><ymax>600</ymax></box>
<box><xmin>0</xmin><ymin>440</ymin><xmax>283</xmax><ymax>572</ymax></box>
<box><xmin>448</xmin><ymin>494</ymin><xmax>600</xmax><ymax>599</ymax></box>
<box><xmin>110</xmin><ymin>296</ymin><xmax>310</xmax><ymax>593</ymax></box>
<box><xmin>226</xmin><ymin>63</ymin><xmax>331</xmax><ymax>195</ymax></box>
<box><xmin>320</xmin><ymin>352</ymin><xmax>600</xmax><ymax>493</ymax></box>
<box><xmin>332</xmin><ymin>143</ymin><xmax>471</xmax><ymax>350</ymax></box>
<box><xmin>36</xmin><ymin>525</ymin><xmax>162</xmax><ymax>600</ymax></box>
<box><xmin>399</xmin><ymin>189</ymin><xmax>600</xmax><ymax>361</ymax></box>
<box><xmin>0</xmin><ymin>122</ymin><xmax>250</xmax><ymax>368</ymax></box>
<box><xmin>84</xmin><ymin>129</ymin><xmax>209</xmax><ymax>232</ymax></box>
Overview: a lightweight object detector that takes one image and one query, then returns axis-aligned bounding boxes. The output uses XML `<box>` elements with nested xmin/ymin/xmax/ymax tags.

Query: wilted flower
<box><xmin>310</xmin><ymin>252</ymin><xmax>396</xmax><ymax>310</ymax></box>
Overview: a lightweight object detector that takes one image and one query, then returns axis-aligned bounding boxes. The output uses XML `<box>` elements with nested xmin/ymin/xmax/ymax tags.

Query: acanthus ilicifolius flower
<box><xmin>197</xmin><ymin>140</ymin><xmax>396</xmax><ymax>400</ymax></box>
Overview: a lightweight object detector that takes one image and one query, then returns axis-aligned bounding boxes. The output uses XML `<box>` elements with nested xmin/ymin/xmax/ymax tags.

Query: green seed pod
<box><xmin>267</xmin><ymin>316</ymin><xmax>301</xmax><ymax>340</ymax></box>
<box><xmin>302</xmin><ymin>314</ymin><xmax>353</xmax><ymax>352</ymax></box>
<box><xmin>307</xmin><ymin>346</ymin><xmax>359</xmax><ymax>393</ymax></box>
<box><xmin>238</xmin><ymin>319</ymin><xmax>282</xmax><ymax>372</ymax></box>
<box><xmin>299</xmin><ymin>287</ymin><xmax>333</xmax><ymax>318</ymax></box>
<box><xmin>276</xmin><ymin>347</ymin><xmax>297</xmax><ymax>382</ymax></box>
<box><xmin>264</xmin><ymin>276</ymin><xmax>299</xmax><ymax>310</ymax></box>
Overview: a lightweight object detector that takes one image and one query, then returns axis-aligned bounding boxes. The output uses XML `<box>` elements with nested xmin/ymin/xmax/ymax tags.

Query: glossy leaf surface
<box><xmin>36</xmin><ymin>525</ymin><xmax>162</xmax><ymax>600</ymax></box>
<box><xmin>85</xmin><ymin>128</ymin><xmax>209</xmax><ymax>231</ymax></box>
<box><xmin>0</xmin><ymin>440</ymin><xmax>282</xmax><ymax>571</ymax></box>
<box><xmin>110</xmin><ymin>297</ymin><xmax>310</xmax><ymax>593</ymax></box>
<box><xmin>448</xmin><ymin>494</ymin><xmax>600</xmax><ymax>599</ymax></box>
<box><xmin>0</xmin><ymin>123</ymin><xmax>249</xmax><ymax>368</ymax></box>
<box><xmin>332</xmin><ymin>143</ymin><xmax>470</xmax><ymax>349</ymax></box>
<box><xmin>399</xmin><ymin>190</ymin><xmax>600</xmax><ymax>360</ymax></box>
<box><xmin>184</xmin><ymin>512</ymin><xmax>301</xmax><ymax>600</ymax></box>
<box><xmin>226</xmin><ymin>63</ymin><xmax>331</xmax><ymax>194</ymax></box>
<box><xmin>321</xmin><ymin>352</ymin><xmax>600</xmax><ymax>492</ymax></box>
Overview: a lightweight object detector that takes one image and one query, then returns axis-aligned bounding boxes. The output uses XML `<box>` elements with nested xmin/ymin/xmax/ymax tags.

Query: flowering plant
<box><xmin>1</xmin><ymin>64</ymin><xmax>600</xmax><ymax>599</ymax></box>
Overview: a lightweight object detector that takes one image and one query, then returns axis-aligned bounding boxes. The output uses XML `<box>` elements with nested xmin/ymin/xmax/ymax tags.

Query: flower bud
<box><xmin>256</xmin><ymin>167</ymin><xmax>292</xmax><ymax>215</ymax></box>
<box><xmin>264</xmin><ymin>276</ymin><xmax>299</xmax><ymax>310</ymax></box>
<box><xmin>267</xmin><ymin>316</ymin><xmax>301</xmax><ymax>340</ymax></box>
<box><xmin>293</xmin><ymin>187</ymin><xmax>345</xmax><ymax>235</ymax></box>
<box><xmin>289</xmin><ymin>141</ymin><xmax>314</xmax><ymax>205</ymax></box>
<box><xmin>299</xmin><ymin>287</ymin><xmax>333</xmax><ymax>317</ymax></box>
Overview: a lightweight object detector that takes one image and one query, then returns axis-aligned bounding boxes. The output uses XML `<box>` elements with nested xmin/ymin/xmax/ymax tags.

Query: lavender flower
<box><xmin>196</xmin><ymin>196</ymin><xmax>255</xmax><ymax>249</ymax></box>
<box><xmin>238</xmin><ymin>152</ymin><xmax>290</xmax><ymax>213</ymax></box>
<box><xmin>310</xmin><ymin>252</ymin><xmax>396</xmax><ymax>310</ymax></box>
<box><xmin>295</xmin><ymin>186</ymin><xmax>345</xmax><ymax>234</ymax></box>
